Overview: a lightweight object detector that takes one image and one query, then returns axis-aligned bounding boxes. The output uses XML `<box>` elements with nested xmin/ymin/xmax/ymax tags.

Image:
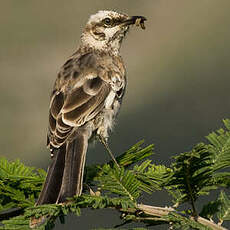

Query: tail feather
<box><xmin>36</xmin><ymin>145</ymin><xmax>66</xmax><ymax>205</ymax></box>
<box><xmin>57</xmin><ymin>134</ymin><xmax>88</xmax><ymax>203</ymax></box>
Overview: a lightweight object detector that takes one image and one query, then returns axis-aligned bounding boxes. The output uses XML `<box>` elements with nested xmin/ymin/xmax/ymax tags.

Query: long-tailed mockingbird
<box><xmin>36</xmin><ymin>10</ymin><xmax>146</xmax><ymax>205</ymax></box>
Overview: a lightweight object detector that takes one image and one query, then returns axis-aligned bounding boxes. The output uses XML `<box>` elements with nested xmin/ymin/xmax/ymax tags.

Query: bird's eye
<box><xmin>103</xmin><ymin>17</ymin><xmax>112</xmax><ymax>26</ymax></box>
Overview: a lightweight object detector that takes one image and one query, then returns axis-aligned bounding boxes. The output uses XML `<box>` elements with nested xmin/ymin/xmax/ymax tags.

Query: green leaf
<box><xmin>132</xmin><ymin>160</ymin><xmax>171</xmax><ymax>192</ymax></box>
<box><xmin>217</xmin><ymin>191</ymin><xmax>230</xmax><ymax>223</ymax></box>
<box><xmin>164</xmin><ymin>212</ymin><xmax>211</xmax><ymax>230</ymax></box>
<box><xmin>116</xmin><ymin>140</ymin><xmax>154</xmax><ymax>167</ymax></box>
<box><xmin>0</xmin><ymin>157</ymin><xmax>46</xmax><ymax>213</ymax></box>
<box><xmin>95</xmin><ymin>165</ymin><xmax>141</xmax><ymax>201</ymax></box>
<box><xmin>167</xmin><ymin>143</ymin><xmax>214</xmax><ymax>209</ymax></box>
<box><xmin>206</xmin><ymin>119</ymin><xmax>230</xmax><ymax>173</ymax></box>
<box><xmin>200</xmin><ymin>199</ymin><xmax>222</xmax><ymax>220</ymax></box>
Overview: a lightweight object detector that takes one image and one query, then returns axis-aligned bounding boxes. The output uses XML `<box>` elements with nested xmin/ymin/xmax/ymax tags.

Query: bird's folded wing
<box><xmin>48</xmin><ymin>74</ymin><xmax>111</xmax><ymax>148</ymax></box>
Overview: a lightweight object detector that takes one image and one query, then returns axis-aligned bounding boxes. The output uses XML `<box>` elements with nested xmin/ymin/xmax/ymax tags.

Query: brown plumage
<box><xmin>36</xmin><ymin>10</ymin><xmax>146</xmax><ymax>207</ymax></box>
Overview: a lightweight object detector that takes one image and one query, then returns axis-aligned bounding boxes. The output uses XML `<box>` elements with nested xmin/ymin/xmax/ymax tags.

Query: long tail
<box><xmin>36</xmin><ymin>144</ymin><xmax>66</xmax><ymax>205</ymax></box>
<box><xmin>31</xmin><ymin>145</ymin><xmax>66</xmax><ymax>228</ymax></box>
<box><xmin>56</xmin><ymin>133</ymin><xmax>88</xmax><ymax>203</ymax></box>
<box><xmin>37</xmin><ymin>133</ymin><xmax>88</xmax><ymax>205</ymax></box>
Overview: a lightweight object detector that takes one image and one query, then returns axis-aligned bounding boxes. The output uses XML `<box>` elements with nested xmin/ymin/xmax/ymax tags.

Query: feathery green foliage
<box><xmin>167</xmin><ymin>143</ymin><xmax>215</xmax><ymax>214</ymax></box>
<box><xmin>0</xmin><ymin>215</ymin><xmax>31</xmax><ymax>230</ymax></box>
<box><xmin>200</xmin><ymin>190</ymin><xmax>230</xmax><ymax>226</ymax></box>
<box><xmin>1</xmin><ymin>120</ymin><xmax>230</xmax><ymax>229</ymax></box>
<box><xmin>84</xmin><ymin>140</ymin><xmax>154</xmax><ymax>185</ymax></box>
<box><xmin>206</xmin><ymin>119</ymin><xmax>230</xmax><ymax>188</ymax></box>
<box><xmin>0</xmin><ymin>158</ymin><xmax>45</xmax><ymax>212</ymax></box>
<box><xmin>115</xmin><ymin>140</ymin><xmax>154</xmax><ymax>167</ymax></box>
<box><xmin>200</xmin><ymin>199</ymin><xmax>222</xmax><ymax>220</ymax></box>
<box><xmin>217</xmin><ymin>191</ymin><xmax>230</xmax><ymax>224</ymax></box>
<box><xmin>132</xmin><ymin>160</ymin><xmax>171</xmax><ymax>192</ymax></box>
<box><xmin>164</xmin><ymin>213</ymin><xmax>211</xmax><ymax>230</ymax></box>
<box><xmin>95</xmin><ymin>165</ymin><xmax>141</xmax><ymax>200</ymax></box>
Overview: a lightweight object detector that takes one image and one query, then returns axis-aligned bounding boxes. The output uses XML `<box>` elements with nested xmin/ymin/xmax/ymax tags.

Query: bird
<box><xmin>36</xmin><ymin>10</ymin><xmax>146</xmax><ymax>206</ymax></box>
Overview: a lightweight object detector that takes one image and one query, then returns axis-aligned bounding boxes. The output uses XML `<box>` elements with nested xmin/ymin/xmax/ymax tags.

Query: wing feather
<box><xmin>62</xmin><ymin>87</ymin><xmax>92</xmax><ymax>113</ymax></box>
<box><xmin>63</xmin><ymin>83</ymin><xmax>109</xmax><ymax>124</ymax></box>
<box><xmin>48</xmin><ymin>74</ymin><xmax>111</xmax><ymax>148</ymax></box>
<box><xmin>50</xmin><ymin>92</ymin><xmax>64</xmax><ymax>118</ymax></box>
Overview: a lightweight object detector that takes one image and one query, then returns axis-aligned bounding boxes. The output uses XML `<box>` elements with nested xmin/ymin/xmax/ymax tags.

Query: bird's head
<box><xmin>81</xmin><ymin>10</ymin><xmax>146</xmax><ymax>55</ymax></box>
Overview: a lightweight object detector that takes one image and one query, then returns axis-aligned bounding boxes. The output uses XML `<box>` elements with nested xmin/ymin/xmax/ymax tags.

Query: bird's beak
<box><xmin>122</xmin><ymin>15</ymin><xmax>147</xmax><ymax>26</ymax></box>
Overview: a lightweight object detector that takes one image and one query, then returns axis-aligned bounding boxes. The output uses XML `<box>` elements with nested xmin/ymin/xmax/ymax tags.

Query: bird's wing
<box><xmin>47</xmin><ymin>52</ymin><xmax>111</xmax><ymax>149</ymax></box>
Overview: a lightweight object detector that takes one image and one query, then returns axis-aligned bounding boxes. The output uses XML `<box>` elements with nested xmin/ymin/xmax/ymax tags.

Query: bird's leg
<box><xmin>98</xmin><ymin>135</ymin><xmax>120</xmax><ymax>168</ymax></box>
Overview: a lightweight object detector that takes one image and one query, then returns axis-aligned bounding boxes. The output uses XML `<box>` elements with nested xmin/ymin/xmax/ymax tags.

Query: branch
<box><xmin>121</xmin><ymin>204</ymin><xmax>227</xmax><ymax>230</ymax></box>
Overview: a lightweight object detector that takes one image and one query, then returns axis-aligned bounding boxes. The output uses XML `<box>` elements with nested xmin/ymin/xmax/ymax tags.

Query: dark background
<box><xmin>1</xmin><ymin>0</ymin><xmax>230</xmax><ymax>229</ymax></box>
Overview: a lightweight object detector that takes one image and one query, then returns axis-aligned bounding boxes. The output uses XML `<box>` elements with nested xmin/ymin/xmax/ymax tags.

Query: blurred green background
<box><xmin>1</xmin><ymin>0</ymin><xmax>230</xmax><ymax>229</ymax></box>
